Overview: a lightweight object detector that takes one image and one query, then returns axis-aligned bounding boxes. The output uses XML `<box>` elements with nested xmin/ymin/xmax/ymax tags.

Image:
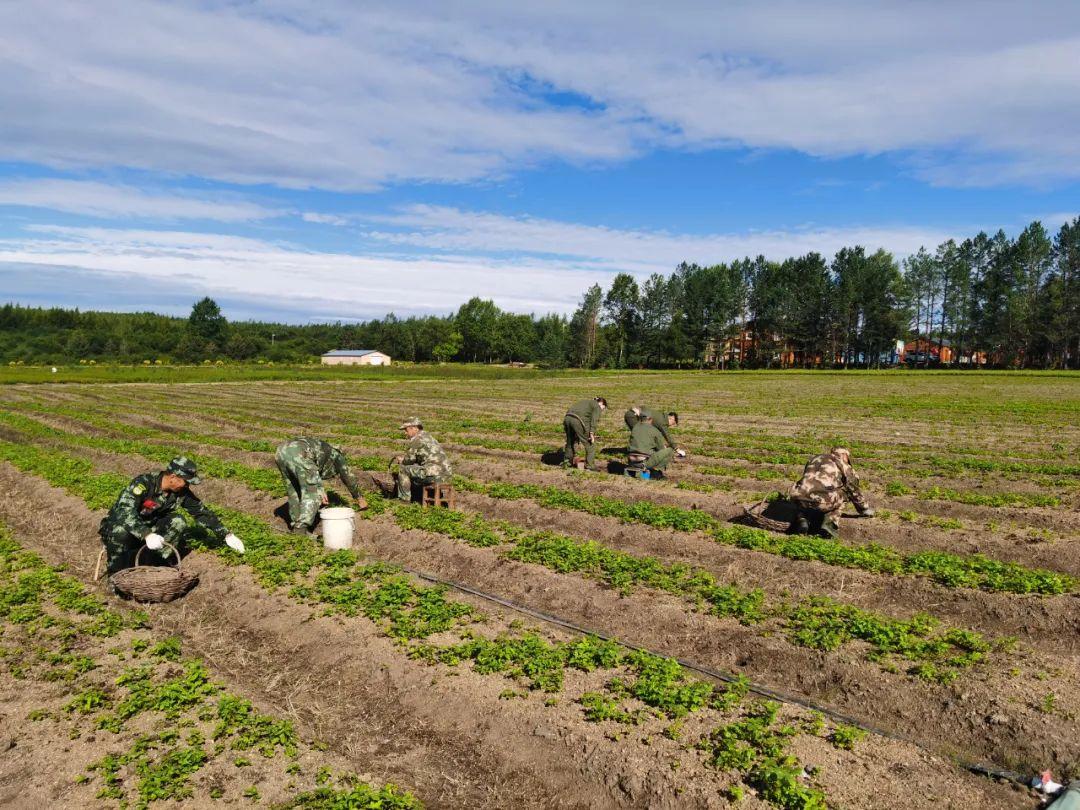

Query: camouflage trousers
<box><xmin>563</xmin><ymin>415</ymin><xmax>595</xmax><ymax>467</ymax></box>
<box><xmin>100</xmin><ymin>514</ymin><xmax>187</xmax><ymax>576</ymax></box>
<box><xmin>275</xmin><ymin>455</ymin><xmax>321</xmax><ymax>530</ymax></box>
<box><xmin>395</xmin><ymin>465</ymin><xmax>441</xmax><ymax>502</ymax></box>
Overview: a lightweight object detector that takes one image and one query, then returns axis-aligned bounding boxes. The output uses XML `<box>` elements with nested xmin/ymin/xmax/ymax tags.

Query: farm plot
<box><xmin>0</xmin><ymin>369</ymin><xmax>1076</xmax><ymax>809</ymax></box>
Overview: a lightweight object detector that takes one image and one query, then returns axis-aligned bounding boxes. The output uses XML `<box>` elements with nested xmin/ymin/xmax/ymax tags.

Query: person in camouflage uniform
<box><xmin>275</xmin><ymin>437</ymin><xmax>367</xmax><ymax>535</ymax></box>
<box><xmin>393</xmin><ymin>417</ymin><xmax>453</xmax><ymax>501</ymax></box>
<box><xmin>789</xmin><ymin>447</ymin><xmax>874</xmax><ymax>538</ymax></box>
<box><xmin>627</xmin><ymin>416</ymin><xmax>674</xmax><ymax>478</ymax></box>
<box><xmin>98</xmin><ymin>457</ymin><xmax>244</xmax><ymax>576</ymax></box>
<box><xmin>624</xmin><ymin>406</ymin><xmax>679</xmax><ymax>448</ymax></box>
<box><xmin>563</xmin><ymin>397</ymin><xmax>607</xmax><ymax>470</ymax></box>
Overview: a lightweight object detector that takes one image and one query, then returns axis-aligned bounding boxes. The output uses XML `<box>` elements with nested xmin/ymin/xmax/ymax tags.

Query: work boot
<box><xmin>820</xmin><ymin>516</ymin><xmax>840</xmax><ymax>539</ymax></box>
<box><xmin>793</xmin><ymin>515</ymin><xmax>810</xmax><ymax>535</ymax></box>
<box><xmin>290</xmin><ymin>525</ymin><xmax>314</xmax><ymax>537</ymax></box>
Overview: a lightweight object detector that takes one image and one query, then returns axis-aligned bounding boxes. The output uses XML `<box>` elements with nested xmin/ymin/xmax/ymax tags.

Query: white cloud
<box><xmin>301</xmin><ymin>212</ymin><xmax>350</xmax><ymax>226</ymax></box>
<box><xmin>0</xmin><ymin>227</ymin><xmax>600</xmax><ymax>316</ymax></box>
<box><xmin>365</xmin><ymin>205</ymin><xmax>955</xmax><ymax>273</ymax></box>
<box><xmin>0</xmin><ymin>214</ymin><xmax>959</xmax><ymax>320</ymax></box>
<box><xmin>0</xmin><ymin>179</ymin><xmax>279</xmax><ymax>221</ymax></box>
<box><xmin>0</xmin><ymin>1</ymin><xmax>1077</xmax><ymax>189</ymax></box>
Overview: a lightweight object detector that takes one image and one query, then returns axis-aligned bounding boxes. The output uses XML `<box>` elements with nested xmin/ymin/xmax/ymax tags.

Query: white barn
<box><xmin>321</xmin><ymin>349</ymin><xmax>392</xmax><ymax>366</ymax></box>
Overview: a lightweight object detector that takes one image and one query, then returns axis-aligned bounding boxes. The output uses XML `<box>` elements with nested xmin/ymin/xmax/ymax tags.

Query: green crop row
<box><xmin>457</xmin><ymin>479</ymin><xmax>1074</xmax><ymax>595</ymax></box>
<box><xmin>498</xmin><ymin>531</ymin><xmax>1001</xmax><ymax>681</ymax></box>
<box><xmin>0</xmin><ymin>442</ymin><xmax>854</xmax><ymax>807</ymax></box>
<box><xmin>884</xmin><ymin>480</ymin><xmax>1061</xmax><ymax>508</ymax></box>
<box><xmin>0</xmin><ymin>431</ymin><xmax>1029</xmax><ymax>676</ymax></box>
<box><xmin>698</xmin><ymin>464</ymin><xmax>789</xmax><ymax>481</ymax></box>
<box><xmin>14</xmin><ymin>384</ymin><xmax>1071</xmax><ymax>479</ymax></box>
<box><xmin>0</xmin><ymin>523</ymin><xmax>419</xmax><ymax>809</ymax></box>
<box><xmin>0</xmin><ymin>409</ymin><xmax>387</xmax><ymax>496</ymax></box>
<box><xmin>17</xmin><ymin>392</ymin><xmax>1070</xmax><ymax>529</ymax></box>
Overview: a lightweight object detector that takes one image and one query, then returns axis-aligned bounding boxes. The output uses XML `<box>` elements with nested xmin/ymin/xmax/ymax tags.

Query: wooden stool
<box><xmin>422</xmin><ymin>483</ymin><xmax>455</xmax><ymax>509</ymax></box>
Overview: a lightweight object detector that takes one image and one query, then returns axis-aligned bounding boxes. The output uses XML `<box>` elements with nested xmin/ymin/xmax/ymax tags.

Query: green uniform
<box><xmin>623</xmin><ymin>406</ymin><xmax>675</xmax><ymax>447</ymax></box>
<box><xmin>628</xmin><ymin>422</ymin><xmax>674</xmax><ymax>473</ymax></box>
<box><xmin>396</xmin><ymin>430</ymin><xmax>453</xmax><ymax>501</ymax></box>
<box><xmin>98</xmin><ymin>472</ymin><xmax>226</xmax><ymax>575</ymax></box>
<box><xmin>275</xmin><ymin>438</ymin><xmax>360</xmax><ymax>530</ymax></box>
<box><xmin>563</xmin><ymin>399</ymin><xmax>603</xmax><ymax>467</ymax></box>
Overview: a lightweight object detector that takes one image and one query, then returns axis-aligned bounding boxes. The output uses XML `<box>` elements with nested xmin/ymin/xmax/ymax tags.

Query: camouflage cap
<box><xmin>399</xmin><ymin>416</ymin><xmax>423</xmax><ymax>429</ymax></box>
<box><xmin>166</xmin><ymin>456</ymin><xmax>201</xmax><ymax>485</ymax></box>
<box><xmin>830</xmin><ymin>447</ymin><xmax>851</xmax><ymax>462</ymax></box>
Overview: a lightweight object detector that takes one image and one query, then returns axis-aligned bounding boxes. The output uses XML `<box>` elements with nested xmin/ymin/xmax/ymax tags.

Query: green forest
<box><xmin>3</xmin><ymin>218</ymin><xmax>1077</xmax><ymax>369</ymax></box>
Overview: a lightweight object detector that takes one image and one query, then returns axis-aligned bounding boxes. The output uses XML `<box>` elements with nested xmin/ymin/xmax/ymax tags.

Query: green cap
<box><xmin>399</xmin><ymin>416</ymin><xmax>423</xmax><ymax>429</ymax></box>
<box><xmin>166</xmin><ymin>456</ymin><xmax>201</xmax><ymax>484</ymax></box>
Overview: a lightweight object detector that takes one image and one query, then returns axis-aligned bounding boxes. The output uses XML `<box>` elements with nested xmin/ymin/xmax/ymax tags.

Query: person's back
<box><xmin>562</xmin><ymin>397</ymin><xmax>606</xmax><ymax>470</ymax></box>
<box><xmin>789</xmin><ymin>448</ymin><xmax>871</xmax><ymax>537</ymax></box>
<box><xmin>629</xmin><ymin>421</ymin><xmax>665</xmax><ymax>455</ymax></box>
<box><xmin>405</xmin><ymin>430</ymin><xmax>453</xmax><ymax>481</ymax></box>
<box><xmin>279</xmin><ymin>437</ymin><xmax>337</xmax><ymax>475</ymax></box>
<box><xmin>567</xmin><ymin>399</ymin><xmax>601</xmax><ymax>431</ymax></box>
<box><xmin>275</xmin><ymin>437</ymin><xmax>363</xmax><ymax>532</ymax></box>
<box><xmin>625</xmin><ymin>406</ymin><xmax>677</xmax><ymax>445</ymax></box>
<box><xmin>791</xmin><ymin>453</ymin><xmax>844</xmax><ymax>509</ymax></box>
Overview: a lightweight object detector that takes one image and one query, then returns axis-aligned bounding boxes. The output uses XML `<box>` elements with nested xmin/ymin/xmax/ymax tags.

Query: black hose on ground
<box><xmin>394</xmin><ymin>560</ymin><xmax>1036</xmax><ymax>791</ymax></box>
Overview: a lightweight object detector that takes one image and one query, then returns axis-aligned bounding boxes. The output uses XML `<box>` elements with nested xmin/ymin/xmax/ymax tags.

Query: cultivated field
<box><xmin>0</xmin><ymin>369</ymin><xmax>1077</xmax><ymax>809</ymax></box>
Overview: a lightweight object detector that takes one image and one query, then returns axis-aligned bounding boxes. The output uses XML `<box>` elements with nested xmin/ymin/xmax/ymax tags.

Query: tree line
<box><xmin>2</xmin><ymin>217</ymin><xmax>1077</xmax><ymax>369</ymax></box>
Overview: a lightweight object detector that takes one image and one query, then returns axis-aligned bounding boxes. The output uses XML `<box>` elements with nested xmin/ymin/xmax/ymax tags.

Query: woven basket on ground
<box><xmin>103</xmin><ymin>542</ymin><xmax>199</xmax><ymax>603</ymax></box>
<box><xmin>741</xmin><ymin>496</ymin><xmax>798</xmax><ymax>533</ymax></box>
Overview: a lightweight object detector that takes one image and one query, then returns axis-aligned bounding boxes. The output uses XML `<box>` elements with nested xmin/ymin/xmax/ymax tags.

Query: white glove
<box><xmin>224</xmin><ymin>533</ymin><xmax>245</xmax><ymax>554</ymax></box>
<box><xmin>675</xmin><ymin>448</ymin><xmax>687</xmax><ymax>458</ymax></box>
<box><xmin>144</xmin><ymin>533</ymin><xmax>164</xmax><ymax>550</ymax></box>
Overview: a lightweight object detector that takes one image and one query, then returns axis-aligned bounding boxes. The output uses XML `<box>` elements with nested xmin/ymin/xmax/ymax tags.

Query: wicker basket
<box><xmin>107</xmin><ymin>542</ymin><xmax>199</xmax><ymax>603</ymax></box>
<box><xmin>741</xmin><ymin>496</ymin><xmax>799</xmax><ymax>533</ymax></box>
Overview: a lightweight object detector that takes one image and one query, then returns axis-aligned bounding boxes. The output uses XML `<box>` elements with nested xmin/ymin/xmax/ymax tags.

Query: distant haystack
<box><xmin>321</xmin><ymin>349</ymin><xmax>391</xmax><ymax>366</ymax></box>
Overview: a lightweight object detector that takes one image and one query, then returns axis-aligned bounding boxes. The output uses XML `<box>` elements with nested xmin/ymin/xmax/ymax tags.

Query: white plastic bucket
<box><xmin>319</xmin><ymin>507</ymin><xmax>355</xmax><ymax>550</ymax></box>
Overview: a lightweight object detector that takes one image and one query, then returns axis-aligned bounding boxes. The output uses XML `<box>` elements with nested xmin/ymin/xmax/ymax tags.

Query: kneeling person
<box><xmin>624</xmin><ymin>406</ymin><xmax>679</xmax><ymax>446</ymax></box>
<box><xmin>276</xmin><ymin>437</ymin><xmax>368</xmax><ymax>535</ymax></box>
<box><xmin>394</xmin><ymin>417</ymin><xmax>453</xmax><ymax>501</ymax></box>
<box><xmin>628</xmin><ymin>416</ymin><xmax>674</xmax><ymax>478</ymax></box>
<box><xmin>789</xmin><ymin>447</ymin><xmax>873</xmax><ymax>538</ymax></box>
<box><xmin>99</xmin><ymin>456</ymin><xmax>244</xmax><ymax>576</ymax></box>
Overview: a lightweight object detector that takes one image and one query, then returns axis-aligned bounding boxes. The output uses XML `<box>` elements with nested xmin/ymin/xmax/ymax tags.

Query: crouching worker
<box><xmin>624</xmin><ymin>405</ymin><xmax>686</xmax><ymax>459</ymax></box>
<box><xmin>99</xmin><ymin>456</ymin><xmax>244</xmax><ymax>576</ymax></box>
<box><xmin>627</xmin><ymin>415</ymin><xmax>675</xmax><ymax>479</ymax></box>
<box><xmin>276</xmin><ymin>437</ymin><xmax>368</xmax><ymax>535</ymax></box>
<box><xmin>393</xmin><ymin>417</ymin><xmax>453</xmax><ymax>501</ymax></box>
<box><xmin>789</xmin><ymin>447</ymin><xmax>874</xmax><ymax>538</ymax></box>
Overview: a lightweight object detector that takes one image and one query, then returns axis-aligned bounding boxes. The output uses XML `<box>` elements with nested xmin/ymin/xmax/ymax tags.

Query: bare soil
<box><xmin>0</xmin><ymin>463</ymin><xmax>1041</xmax><ymax>809</ymax></box>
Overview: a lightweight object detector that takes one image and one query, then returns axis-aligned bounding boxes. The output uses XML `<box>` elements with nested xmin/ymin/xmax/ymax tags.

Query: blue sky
<box><xmin>0</xmin><ymin>0</ymin><xmax>1077</xmax><ymax>322</ymax></box>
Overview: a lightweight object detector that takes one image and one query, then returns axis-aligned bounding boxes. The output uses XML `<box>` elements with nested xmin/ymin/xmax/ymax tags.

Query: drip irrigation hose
<box><xmin>392</xmin><ymin>559</ymin><xmax>1033</xmax><ymax>790</ymax></box>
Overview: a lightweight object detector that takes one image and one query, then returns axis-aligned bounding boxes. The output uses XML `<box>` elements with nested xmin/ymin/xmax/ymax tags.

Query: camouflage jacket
<box><xmin>623</xmin><ymin>406</ymin><xmax>674</xmax><ymax>447</ymax></box>
<box><xmin>789</xmin><ymin>453</ymin><xmax>869</xmax><ymax>513</ymax></box>
<box><xmin>401</xmin><ymin>430</ymin><xmax>453</xmax><ymax>481</ymax></box>
<box><xmin>101</xmin><ymin>472</ymin><xmax>226</xmax><ymax>540</ymax></box>
<box><xmin>629</xmin><ymin>422</ymin><xmax>666</xmax><ymax>455</ymax></box>
<box><xmin>566</xmin><ymin>399</ymin><xmax>603</xmax><ymax>435</ymax></box>
<box><xmin>276</xmin><ymin>438</ymin><xmax>360</xmax><ymax>498</ymax></box>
